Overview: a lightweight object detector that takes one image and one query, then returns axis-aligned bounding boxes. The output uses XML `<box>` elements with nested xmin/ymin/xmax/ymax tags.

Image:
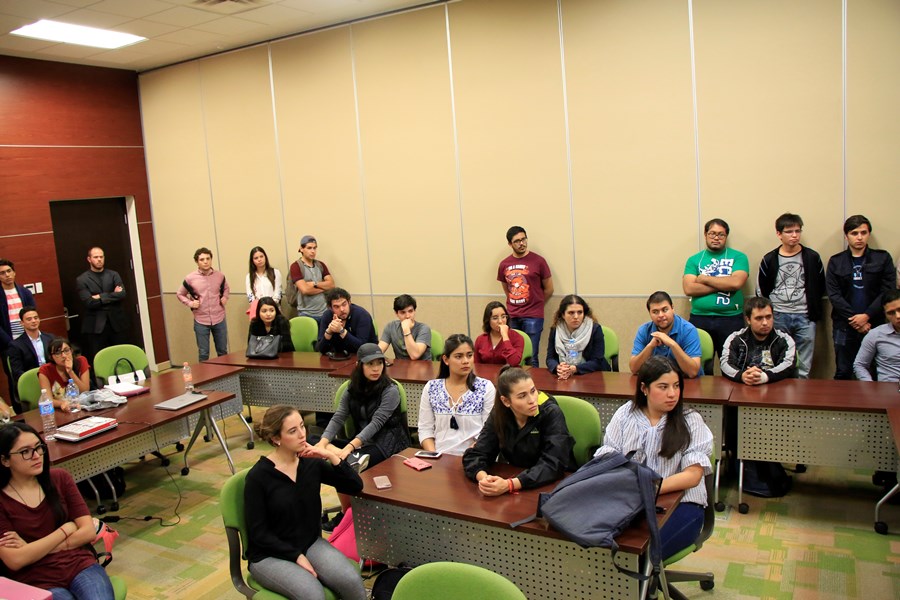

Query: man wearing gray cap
<box><xmin>290</xmin><ymin>235</ymin><xmax>334</xmax><ymax>321</ymax></box>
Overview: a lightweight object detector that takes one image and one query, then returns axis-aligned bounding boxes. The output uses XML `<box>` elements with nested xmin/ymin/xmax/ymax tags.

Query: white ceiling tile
<box><xmin>236</xmin><ymin>4</ymin><xmax>311</xmax><ymax>27</ymax></box>
<box><xmin>0</xmin><ymin>15</ymin><xmax>32</xmax><ymax>33</ymax></box>
<box><xmin>155</xmin><ymin>27</ymin><xmax>226</xmax><ymax>47</ymax></box>
<box><xmin>144</xmin><ymin>6</ymin><xmax>221</xmax><ymax>27</ymax></box>
<box><xmin>192</xmin><ymin>15</ymin><xmax>267</xmax><ymax>36</ymax></box>
<box><xmin>111</xmin><ymin>19</ymin><xmax>180</xmax><ymax>38</ymax></box>
<box><xmin>0</xmin><ymin>33</ymin><xmax>58</xmax><ymax>51</ymax></box>
<box><xmin>0</xmin><ymin>0</ymin><xmax>75</xmax><ymax>20</ymax></box>
<box><xmin>45</xmin><ymin>0</ymin><xmax>101</xmax><ymax>8</ymax></box>
<box><xmin>52</xmin><ymin>8</ymin><xmax>133</xmax><ymax>28</ymax></box>
<box><xmin>86</xmin><ymin>0</ymin><xmax>174</xmax><ymax>19</ymax></box>
<box><xmin>36</xmin><ymin>42</ymin><xmax>106</xmax><ymax>59</ymax></box>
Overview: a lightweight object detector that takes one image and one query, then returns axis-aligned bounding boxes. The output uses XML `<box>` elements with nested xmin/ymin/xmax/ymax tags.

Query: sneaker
<box><xmin>322</xmin><ymin>511</ymin><xmax>344</xmax><ymax>533</ymax></box>
<box><xmin>347</xmin><ymin>452</ymin><xmax>370</xmax><ymax>473</ymax></box>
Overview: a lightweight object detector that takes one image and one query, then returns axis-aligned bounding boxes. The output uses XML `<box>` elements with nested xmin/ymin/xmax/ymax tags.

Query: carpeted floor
<box><xmin>94</xmin><ymin>409</ymin><xmax>899</xmax><ymax>599</ymax></box>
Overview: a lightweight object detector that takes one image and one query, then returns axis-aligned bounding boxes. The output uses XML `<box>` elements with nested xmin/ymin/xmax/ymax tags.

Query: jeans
<box><xmin>774</xmin><ymin>312</ymin><xmax>816</xmax><ymax>378</ymax></box>
<box><xmin>660</xmin><ymin>502</ymin><xmax>705</xmax><ymax>560</ymax></box>
<box><xmin>194</xmin><ymin>319</ymin><xmax>228</xmax><ymax>361</ymax></box>
<box><xmin>688</xmin><ymin>314</ymin><xmax>745</xmax><ymax>362</ymax></box>
<box><xmin>49</xmin><ymin>563</ymin><xmax>115</xmax><ymax>600</ymax></box>
<box><xmin>509</xmin><ymin>317</ymin><xmax>544</xmax><ymax>367</ymax></box>
<box><xmin>249</xmin><ymin>537</ymin><xmax>367</xmax><ymax>600</ymax></box>
<box><xmin>832</xmin><ymin>326</ymin><xmax>864</xmax><ymax>380</ymax></box>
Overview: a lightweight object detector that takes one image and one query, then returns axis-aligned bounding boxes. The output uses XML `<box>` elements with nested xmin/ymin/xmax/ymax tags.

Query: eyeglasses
<box><xmin>511</xmin><ymin>237</ymin><xmax>527</xmax><ymax>245</ymax></box>
<box><xmin>9</xmin><ymin>444</ymin><xmax>48</xmax><ymax>461</ymax></box>
<box><xmin>706</xmin><ymin>232</ymin><xmax>727</xmax><ymax>239</ymax></box>
<box><xmin>52</xmin><ymin>348</ymin><xmax>72</xmax><ymax>356</ymax></box>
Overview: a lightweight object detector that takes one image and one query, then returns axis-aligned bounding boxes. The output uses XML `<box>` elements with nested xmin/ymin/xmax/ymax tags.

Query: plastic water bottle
<box><xmin>39</xmin><ymin>389</ymin><xmax>57</xmax><ymax>441</ymax></box>
<box><xmin>565</xmin><ymin>338</ymin><xmax>578</xmax><ymax>365</ymax></box>
<box><xmin>182</xmin><ymin>362</ymin><xmax>194</xmax><ymax>392</ymax></box>
<box><xmin>65</xmin><ymin>379</ymin><xmax>80</xmax><ymax>413</ymax></box>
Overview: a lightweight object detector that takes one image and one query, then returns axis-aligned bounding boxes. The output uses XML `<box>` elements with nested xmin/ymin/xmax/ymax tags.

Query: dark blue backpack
<box><xmin>513</xmin><ymin>451</ymin><xmax>663</xmax><ymax>582</ymax></box>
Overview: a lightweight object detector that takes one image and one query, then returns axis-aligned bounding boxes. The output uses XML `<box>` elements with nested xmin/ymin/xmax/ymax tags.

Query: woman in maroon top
<box><xmin>38</xmin><ymin>339</ymin><xmax>90</xmax><ymax>411</ymax></box>
<box><xmin>0</xmin><ymin>422</ymin><xmax>114</xmax><ymax>598</ymax></box>
<box><xmin>473</xmin><ymin>301</ymin><xmax>525</xmax><ymax>366</ymax></box>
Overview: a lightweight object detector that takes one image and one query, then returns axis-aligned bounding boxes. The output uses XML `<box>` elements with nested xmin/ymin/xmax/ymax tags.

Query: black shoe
<box><xmin>873</xmin><ymin>471</ymin><xmax>898</xmax><ymax>488</ymax></box>
<box><xmin>322</xmin><ymin>511</ymin><xmax>344</xmax><ymax>533</ymax></box>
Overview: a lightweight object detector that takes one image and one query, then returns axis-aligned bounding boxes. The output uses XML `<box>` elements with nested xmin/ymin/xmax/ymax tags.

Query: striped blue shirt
<box><xmin>595</xmin><ymin>403</ymin><xmax>713</xmax><ymax>506</ymax></box>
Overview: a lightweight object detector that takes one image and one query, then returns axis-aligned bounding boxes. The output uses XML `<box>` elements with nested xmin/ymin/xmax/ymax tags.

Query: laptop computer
<box><xmin>154</xmin><ymin>391</ymin><xmax>208</xmax><ymax>411</ymax></box>
<box><xmin>55</xmin><ymin>416</ymin><xmax>118</xmax><ymax>442</ymax></box>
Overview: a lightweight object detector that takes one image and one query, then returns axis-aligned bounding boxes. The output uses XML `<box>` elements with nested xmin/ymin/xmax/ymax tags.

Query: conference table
<box><xmin>730</xmin><ymin>378</ymin><xmax>900</xmax><ymax>515</ymax></box>
<box><xmin>16</xmin><ymin>363</ymin><xmax>244</xmax><ymax>485</ymax></box>
<box><xmin>352</xmin><ymin>449</ymin><xmax>680</xmax><ymax>600</ymax></box>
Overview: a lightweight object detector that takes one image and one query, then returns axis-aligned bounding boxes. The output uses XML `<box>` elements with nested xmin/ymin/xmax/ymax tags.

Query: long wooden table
<box><xmin>730</xmin><ymin>378</ymin><xmax>900</xmax><ymax>514</ymax></box>
<box><xmin>17</xmin><ymin>364</ymin><xmax>244</xmax><ymax>485</ymax></box>
<box><xmin>352</xmin><ymin>449</ymin><xmax>680</xmax><ymax>600</ymax></box>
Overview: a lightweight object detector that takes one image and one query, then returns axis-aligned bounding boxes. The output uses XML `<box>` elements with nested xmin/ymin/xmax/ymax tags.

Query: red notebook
<box><xmin>54</xmin><ymin>416</ymin><xmax>118</xmax><ymax>442</ymax></box>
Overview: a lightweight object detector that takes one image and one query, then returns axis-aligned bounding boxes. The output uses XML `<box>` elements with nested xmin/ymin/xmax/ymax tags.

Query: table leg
<box><xmin>181</xmin><ymin>409</ymin><xmax>235</xmax><ymax>476</ymax></box>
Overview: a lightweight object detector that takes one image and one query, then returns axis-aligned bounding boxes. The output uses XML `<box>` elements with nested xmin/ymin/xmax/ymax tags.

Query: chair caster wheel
<box><xmin>247</xmin><ymin>441</ymin><xmax>255</xmax><ymax>450</ymax></box>
<box><xmin>110</xmin><ymin>502</ymin><xmax>119</xmax><ymax>512</ymax></box>
<box><xmin>160</xmin><ymin>457</ymin><xmax>171</xmax><ymax>467</ymax></box>
<box><xmin>97</xmin><ymin>505</ymin><xmax>107</xmax><ymax>515</ymax></box>
<box><xmin>875</xmin><ymin>521</ymin><xmax>888</xmax><ymax>535</ymax></box>
<box><xmin>700</xmin><ymin>580</ymin><xmax>714</xmax><ymax>591</ymax></box>
<box><xmin>203</xmin><ymin>435</ymin><xmax>212</xmax><ymax>443</ymax></box>
<box><xmin>181</xmin><ymin>467</ymin><xmax>190</xmax><ymax>476</ymax></box>
<box><xmin>714</xmin><ymin>501</ymin><xmax>726</xmax><ymax>512</ymax></box>
<box><xmin>176</xmin><ymin>443</ymin><xmax>185</xmax><ymax>452</ymax></box>
<box><xmin>738</xmin><ymin>503</ymin><xmax>749</xmax><ymax>514</ymax></box>
<box><xmin>246</xmin><ymin>415</ymin><xmax>253</xmax><ymax>423</ymax></box>
<box><xmin>795</xmin><ymin>463</ymin><xmax>807</xmax><ymax>473</ymax></box>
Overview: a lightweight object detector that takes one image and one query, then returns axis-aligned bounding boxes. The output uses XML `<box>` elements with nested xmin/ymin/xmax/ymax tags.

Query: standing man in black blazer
<box><xmin>7</xmin><ymin>306</ymin><xmax>53</xmax><ymax>412</ymax></box>
<box><xmin>76</xmin><ymin>246</ymin><xmax>129</xmax><ymax>365</ymax></box>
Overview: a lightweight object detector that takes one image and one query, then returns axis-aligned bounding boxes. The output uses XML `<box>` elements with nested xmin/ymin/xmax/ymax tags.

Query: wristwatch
<box><xmin>312</xmin><ymin>281</ymin><xmax>318</xmax><ymax>289</ymax></box>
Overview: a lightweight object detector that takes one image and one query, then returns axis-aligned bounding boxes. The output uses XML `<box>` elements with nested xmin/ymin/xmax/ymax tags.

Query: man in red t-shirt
<box><xmin>497</xmin><ymin>226</ymin><xmax>554</xmax><ymax>367</ymax></box>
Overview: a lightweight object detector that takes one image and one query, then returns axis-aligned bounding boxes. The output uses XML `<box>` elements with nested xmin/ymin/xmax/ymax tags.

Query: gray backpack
<box><xmin>513</xmin><ymin>451</ymin><xmax>663</xmax><ymax>582</ymax></box>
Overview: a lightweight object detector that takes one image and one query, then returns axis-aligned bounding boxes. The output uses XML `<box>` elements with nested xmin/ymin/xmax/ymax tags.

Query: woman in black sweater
<box><xmin>248</xmin><ymin>297</ymin><xmax>295</xmax><ymax>353</ymax></box>
<box><xmin>463</xmin><ymin>366</ymin><xmax>576</xmax><ymax>496</ymax></box>
<box><xmin>244</xmin><ymin>405</ymin><xmax>365</xmax><ymax>600</ymax></box>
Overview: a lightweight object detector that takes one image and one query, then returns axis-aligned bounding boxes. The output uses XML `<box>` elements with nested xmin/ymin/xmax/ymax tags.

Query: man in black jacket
<box><xmin>76</xmin><ymin>246</ymin><xmax>129</xmax><ymax>365</ymax></box>
<box><xmin>757</xmin><ymin>213</ymin><xmax>825</xmax><ymax>379</ymax></box>
<box><xmin>825</xmin><ymin>215</ymin><xmax>896</xmax><ymax>380</ymax></box>
<box><xmin>7</xmin><ymin>306</ymin><xmax>54</xmax><ymax>411</ymax></box>
<box><xmin>720</xmin><ymin>297</ymin><xmax>797</xmax><ymax>385</ymax></box>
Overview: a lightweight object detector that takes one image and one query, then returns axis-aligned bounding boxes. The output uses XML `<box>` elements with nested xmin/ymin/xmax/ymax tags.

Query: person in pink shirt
<box><xmin>177</xmin><ymin>247</ymin><xmax>230</xmax><ymax>361</ymax></box>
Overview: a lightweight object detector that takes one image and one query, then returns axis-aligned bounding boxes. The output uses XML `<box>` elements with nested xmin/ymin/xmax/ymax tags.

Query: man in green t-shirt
<box><xmin>682</xmin><ymin>218</ymin><xmax>750</xmax><ymax>362</ymax></box>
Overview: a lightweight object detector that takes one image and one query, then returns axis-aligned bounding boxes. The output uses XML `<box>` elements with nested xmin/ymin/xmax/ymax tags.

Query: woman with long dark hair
<box><xmin>38</xmin><ymin>338</ymin><xmax>90</xmax><ymax>411</ymax></box>
<box><xmin>595</xmin><ymin>356</ymin><xmax>713</xmax><ymax>559</ymax></box>
<box><xmin>244</xmin><ymin>405</ymin><xmax>365</xmax><ymax>600</ymax></box>
<box><xmin>0</xmin><ymin>422</ymin><xmax>115</xmax><ymax>598</ymax></box>
<box><xmin>462</xmin><ymin>366</ymin><xmax>575</xmax><ymax>496</ymax></box>
<box><xmin>245</xmin><ymin>246</ymin><xmax>282</xmax><ymax>303</ymax></box>
<box><xmin>473</xmin><ymin>301</ymin><xmax>525</xmax><ymax>366</ymax></box>
<box><xmin>418</xmin><ymin>334</ymin><xmax>495</xmax><ymax>455</ymax></box>
<box><xmin>315</xmin><ymin>343</ymin><xmax>410</xmax><ymax>467</ymax></box>
<box><xmin>248</xmin><ymin>297</ymin><xmax>295</xmax><ymax>353</ymax></box>
<box><xmin>545</xmin><ymin>294</ymin><xmax>610</xmax><ymax>379</ymax></box>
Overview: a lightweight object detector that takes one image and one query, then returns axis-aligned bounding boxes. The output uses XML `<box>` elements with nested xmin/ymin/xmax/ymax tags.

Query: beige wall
<box><xmin>140</xmin><ymin>0</ymin><xmax>900</xmax><ymax>378</ymax></box>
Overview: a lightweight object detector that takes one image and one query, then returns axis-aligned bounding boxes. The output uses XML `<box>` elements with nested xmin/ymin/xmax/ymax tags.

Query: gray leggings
<box><xmin>248</xmin><ymin>537</ymin><xmax>366</xmax><ymax>600</ymax></box>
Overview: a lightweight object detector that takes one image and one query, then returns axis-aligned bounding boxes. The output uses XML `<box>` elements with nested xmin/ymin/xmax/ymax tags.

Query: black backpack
<box><xmin>371</xmin><ymin>565</ymin><xmax>413</xmax><ymax>600</ymax></box>
<box><xmin>742</xmin><ymin>460</ymin><xmax>792</xmax><ymax>498</ymax></box>
<box><xmin>512</xmin><ymin>451</ymin><xmax>663</xmax><ymax>582</ymax></box>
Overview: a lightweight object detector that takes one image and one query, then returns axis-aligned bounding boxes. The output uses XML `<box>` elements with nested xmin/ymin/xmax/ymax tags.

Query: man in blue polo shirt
<box><xmin>630</xmin><ymin>291</ymin><xmax>703</xmax><ymax>378</ymax></box>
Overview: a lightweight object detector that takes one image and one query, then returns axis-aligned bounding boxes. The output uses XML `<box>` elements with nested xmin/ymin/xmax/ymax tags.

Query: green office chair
<box><xmin>512</xmin><ymin>329</ymin><xmax>532</xmax><ymax>366</ymax></box>
<box><xmin>430</xmin><ymin>329</ymin><xmax>444</xmax><ymax>361</ymax></box>
<box><xmin>16</xmin><ymin>367</ymin><xmax>41</xmax><ymax>412</ymax></box>
<box><xmin>109</xmin><ymin>575</ymin><xmax>127</xmax><ymax>599</ymax></box>
<box><xmin>220</xmin><ymin>468</ymin><xmax>346</xmax><ymax>600</ymax></box>
<box><xmin>553</xmin><ymin>395</ymin><xmax>602</xmax><ymax>466</ymax></box>
<box><xmin>332</xmin><ymin>379</ymin><xmax>408</xmax><ymax>438</ymax></box>
<box><xmin>94</xmin><ymin>344</ymin><xmax>150</xmax><ymax>385</ymax></box>
<box><xmin>393</xmin><ymin>561</ymin><xmax>526</xmax><ymax>600</ymax></box>
<box><xmin>289</xmin><ymin>316</ymin><xmax>319</xmax><ymax>353</ymax></box>
<box><xmin>657</xmin><ymin>460</ymin><xmax>717</xmax><ymax>599</ymax></box>
<box><xmin>601</xmin><ymin>325</ymin><xmax>619</xmax><ymax>372</ymax></box>
<box><xmin>696</xmin><ymin>328</ymin><xmax>714</xmax><ymax>376</ymax></box>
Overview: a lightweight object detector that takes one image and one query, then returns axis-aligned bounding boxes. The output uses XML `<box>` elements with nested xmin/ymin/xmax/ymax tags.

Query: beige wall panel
<box><xmin>352</xmin><ymin>9</ymin><xmax>464</xmax><ymax>295</ymax></box>
<box><xmin>270</xmin><ymin>29</ymin><xmax>371</xmax><ymax>297</ymax></box>
<box><xmin>562</xmin><ymin>0</ymin><xmax>698</xmax><ymax>296</ymax></box>
<box><xmin>139</xmin><ymin>62</ymin><xmax>216</xmax><ymax>293</ymax></box>
<box><xmin>162</xmin><ymin>293</ymin><xmax>199</xmax><ymax>365</ymax></box>
<box><xmin>847</xmin><ymin>0</ymin><xmax>900</xmax><ymax>257</ymax></box>
<box><xmin>198</xmin><ymin>47</ymin><xmax>284</xmax><ymax>284</ymax></box>
<box><xmin>693</xmin><ymin>0</ymin><xmax>844</xmax><ymax>273</ymax></box>
<box><xmin>449</xmin><ymin>0</ymin><xmax>574</xmax><ymax>296</ymax></box>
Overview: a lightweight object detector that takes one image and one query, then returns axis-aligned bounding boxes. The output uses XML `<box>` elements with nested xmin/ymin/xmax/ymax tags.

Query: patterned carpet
<box><xmin>94</xmin><ymin>409</ymin><xmax>899</xmax><ymax>599</ymax></box>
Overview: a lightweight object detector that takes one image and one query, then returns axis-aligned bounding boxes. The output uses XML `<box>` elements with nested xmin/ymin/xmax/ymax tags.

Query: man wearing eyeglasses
<box><xmin>682</xmin><ymin>218</ymin><xmax>749</xmax><ymax>363</ymax></box>
<box><xmin>497</xmin><ymin>226</ymin><xmax>554</xmax><ymax>367</ymax></box>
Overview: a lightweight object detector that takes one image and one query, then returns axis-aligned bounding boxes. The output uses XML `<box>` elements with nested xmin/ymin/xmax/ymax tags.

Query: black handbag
<box><xmin>246</xmin><ymin>334</ymin><xmax>280</xmax><ymax>359</ymax></box>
